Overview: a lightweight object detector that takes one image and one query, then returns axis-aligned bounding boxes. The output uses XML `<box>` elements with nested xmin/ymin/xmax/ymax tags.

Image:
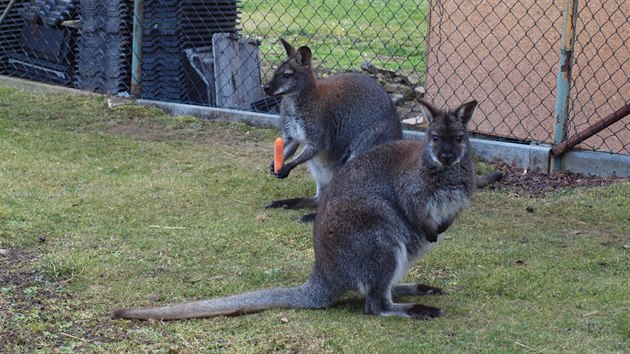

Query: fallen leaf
<box><xmin>280</xmin><ymin>317</ymin><xmax>289</xmax><ymax>323</ymax></box>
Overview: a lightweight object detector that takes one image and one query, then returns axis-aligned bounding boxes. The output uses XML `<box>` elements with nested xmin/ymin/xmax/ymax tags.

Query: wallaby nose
<box><xmin>263</xmin><ymin>84</ymin><xmax>272</xmax><ymax>95</ymax></box>
<box><xmin>440</xmin><ymin>152</ymin><xmax>454</xmax><ymax>165</ymax></box>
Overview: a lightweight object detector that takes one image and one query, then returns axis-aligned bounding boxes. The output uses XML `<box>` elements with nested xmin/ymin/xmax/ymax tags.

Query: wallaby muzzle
<box><xmin>263</xmin><ymin>84</ymin><xmax>273</xmax><ymax>95</ymax></box>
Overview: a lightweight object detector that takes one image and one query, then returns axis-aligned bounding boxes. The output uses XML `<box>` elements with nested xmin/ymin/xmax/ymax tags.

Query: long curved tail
<box><xmin>113</xmin><ymin>279</ymin><xmax>332</xmax><ymax>320</ymax></box>
<box><xmin>476</xmin><ymin>171</ymin><xmax>503</xmax><ymax>189</ymax></box>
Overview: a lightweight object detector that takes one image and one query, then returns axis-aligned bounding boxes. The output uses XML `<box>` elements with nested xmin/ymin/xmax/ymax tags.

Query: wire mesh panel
<box><xmin>0</xmin><ymin>0</ymin><xmax>28</xmax><ymax>75</ymax></box>
<box><xmin>425</xmin><ymin>0</ymin><xmax>629</xmax><ymax>155</ymax></box>
<box><xmin>568</xmin><ymin>0</ymin><xmax>629</xmax><ymax>155</ymax></box>
<box><xmin>1</xmin><ymin>0</ymin><xmax>79</xmax><ymax>85</ymax></box>
<box><xmin>141</xmin><ymin>0</ymin><xmax>241</xmax><ymax>104</ymax></box>
<box><xmin>425</xmin><ymin>0</ymin><xmax>563</xmax><ymax>144</ymax></box>
<box><xmin>0</xmin><ymin>0</ymin><xmax>628</xmax><ymax>157</ymax></box>
<box><xmin>241</xmin><ymin>0</ymin><xmax>430</xmax><ymax>118</ymax></box>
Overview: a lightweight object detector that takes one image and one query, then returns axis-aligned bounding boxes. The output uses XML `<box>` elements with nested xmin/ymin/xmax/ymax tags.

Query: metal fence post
<box><xmin>552</xmin><ymin>0</ymin><xmax>579</xmax><ymax>171</ymax></box>
<box><xmin>130</xmin><ymin>0</ymin><xmax>144</xmax><ymax>97</ymax></box>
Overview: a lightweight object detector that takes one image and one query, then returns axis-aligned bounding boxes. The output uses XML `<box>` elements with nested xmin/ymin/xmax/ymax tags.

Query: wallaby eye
<box><xmin>456</xmin><ymin>135</ymin><xmax>463</xmax><ymax>143</ymax></box>
<box><xmin>432</xmin><ymin>135</ymin><xmax>439</xmax><ymax>142</ymax></box>
<box><xmin>282</xmin><ymin>73</ymin><xmax>293</xmax><ymax>79</ymax></box>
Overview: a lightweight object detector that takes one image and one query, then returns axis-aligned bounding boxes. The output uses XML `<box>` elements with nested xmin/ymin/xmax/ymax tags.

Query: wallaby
<box><xmin>113</xmin><ymin>100</ymin><xmax>483</xmax><ymax>321</ymax></box>
<box><xmin>263</xmin><ymin>38</ymin><xmax>403</xmax><ymax>222</ymax></box>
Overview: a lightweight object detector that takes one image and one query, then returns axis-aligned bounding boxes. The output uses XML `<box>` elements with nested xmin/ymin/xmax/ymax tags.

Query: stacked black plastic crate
<box><xmin>76</xmin><ymin>0</ymin><xmax>132</xmax><ymax>94</ymax></box>
<box><xmin>7</xmin><ymin>0</ymin><xmax>78</xmax><ymax>84</ymax></box>
<box><xmin>142</xmin><ymin>0</ymin><xmax>240</xmax><ymax>104</ymax></box>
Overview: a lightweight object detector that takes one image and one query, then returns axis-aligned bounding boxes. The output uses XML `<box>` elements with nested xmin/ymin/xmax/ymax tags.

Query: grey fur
<box><xmin>113</xmin><ymin>100</ymin><xmax>479</xmax><ymax>321</ymax></box>
<box><xmin>263</xmin><ymin>39</ymin><xmax>402</xmax><ymax>220</ymax></box>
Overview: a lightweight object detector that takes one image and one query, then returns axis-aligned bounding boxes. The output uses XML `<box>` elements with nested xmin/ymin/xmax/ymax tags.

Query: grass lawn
<box><xmin>0</xmin><ymin>86</ymin><xmax>628</xmax><ymax>352</ymax></box>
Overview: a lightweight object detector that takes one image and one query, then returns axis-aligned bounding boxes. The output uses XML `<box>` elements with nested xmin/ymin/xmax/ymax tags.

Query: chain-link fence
<box><xmin>426</xmin><ymin>0</ymin><xmax>629</xmax><ymax>156</ymax></box>
<box><xmin>1</xmin><ymin>0</ymin><xmax>628</xmax><ymax>156</ymax></box>
<box><xmin>568</xmin><ymin>1</ymin><xmax>629</xmax><ymax>154</ymax></box>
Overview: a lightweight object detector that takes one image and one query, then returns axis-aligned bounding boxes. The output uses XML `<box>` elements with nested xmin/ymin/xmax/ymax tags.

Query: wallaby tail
<box><xmin>113</xmin><ymin>278</ymin><xmax>332</xmax><ymax>320</ymax></box>
<box><xmin>475</xmin><ymin>171</ymin><xmax>504</xmax><ymax>189</ymax></box>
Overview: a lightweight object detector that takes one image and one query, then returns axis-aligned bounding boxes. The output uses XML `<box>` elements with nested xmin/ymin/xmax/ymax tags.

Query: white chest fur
<box><xmin>281</xmin><ymin>97</ymin><xmax>306</xmax><ymax>142</ymax></box>
<box><xmin>425</xmin><ymin>188</ymin><xmax>470</xmax><ymax>228</ymax></box>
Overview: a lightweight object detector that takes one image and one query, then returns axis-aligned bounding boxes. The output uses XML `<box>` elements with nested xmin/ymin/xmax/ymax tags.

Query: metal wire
<box><xmin>0</xmin><ymin>0</ymin><xmax>627</xmax><ymax>155</ymax></box>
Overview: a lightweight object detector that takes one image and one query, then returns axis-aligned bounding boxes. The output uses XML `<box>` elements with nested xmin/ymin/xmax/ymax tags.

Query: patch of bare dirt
<box><xmin>0</xmin><ymin>248</ymin><xmax>70</xmax><ymax>350</ymax></box>
<box><xmin>0</xmin><ymin>249</ymin><xmax>124</xmax><ymax>351</ymax></box>
<box><xmin>483</xmin><ymin>162</ymin><xmax>628</xmax><ymax>198</ymax></box>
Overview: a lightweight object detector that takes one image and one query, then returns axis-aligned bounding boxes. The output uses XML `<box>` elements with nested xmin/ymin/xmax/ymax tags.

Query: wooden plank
<box><xmin>212</xmin><ymin>33</ymin><xmax>263</xmax><ymax>109</ymax></box>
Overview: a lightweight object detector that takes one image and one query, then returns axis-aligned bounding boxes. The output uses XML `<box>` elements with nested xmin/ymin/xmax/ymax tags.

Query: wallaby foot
<box><xmin>405</xmin><ymin>303</ymin><xmax>445</xmax><ymax>320</ymax></box>
<box><xmin>364</xmin><ymin>287</ymin><xmax>445</xmax><ymax>320</ymax></box>
<box><xmin>299</xmin><ymin>213</ymin><xmax>316</xmax><ymax>223</ymax></box>
<box><xmin>392</xmin><ymin>283</ymin><xmax>446</xmax><ymax>297</ymax></box>
<box><xmin>266</xmin><ymin>197</ymin><xmax>318</xmax><ymax>210</ymax></box>
<box><xmin>365</xmin><ymin>298</ymin><xmax>444</xmax><ymax>320</ymax></box>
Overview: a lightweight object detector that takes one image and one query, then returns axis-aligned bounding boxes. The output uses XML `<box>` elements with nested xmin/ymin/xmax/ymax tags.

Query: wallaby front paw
<box><xmin>275</xmin><ymin>165</ymin><xmax>291</xmax><ymax>179</ymax></box>
<box><xmin>268</xmin><ymin>161</ymin><xmax>276</xmax><ymax>175</ymax></box>
<box><xmin>425</xmin><ymin>233</ymin><xmax>438</xmax><ymax>243</ymax></box>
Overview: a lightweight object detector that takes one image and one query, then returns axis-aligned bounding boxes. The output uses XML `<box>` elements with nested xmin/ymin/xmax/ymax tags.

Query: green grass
<box><xmin>241</xmin><ymin>0</ymin><xmax>429</xmax><ymax>81</ymax></box>
<box><xmin>0</xmin><ymin>86</ymin><xmax>629</xmax><ymax>352</ymax></box>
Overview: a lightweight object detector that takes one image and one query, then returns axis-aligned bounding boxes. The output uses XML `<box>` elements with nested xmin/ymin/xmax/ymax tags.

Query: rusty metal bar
<box><xmin>130</xmin><ymin>0</ymin><xmax>144</xmax><ymax>97</ymax></box>
<box><xmin>552</xmin><ymin>0</ymin><xmax>579</xmax><ymax>170</ymax></box>
<box><xmin>550</xmin><ymin>103</ymin><xmax>630</xmax><ymax>158</ymax></box>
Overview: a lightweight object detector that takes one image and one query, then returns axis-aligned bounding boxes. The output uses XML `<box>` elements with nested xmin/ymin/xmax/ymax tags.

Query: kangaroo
<box><xmin>263</xmin><ymin>39</ymin><xmax>403</xmax><ymax>222</ymax></box>
<box><xmin>113</xmin><ymin>100</ymin><xmax>481</xmax><ymax>321</ymax></box>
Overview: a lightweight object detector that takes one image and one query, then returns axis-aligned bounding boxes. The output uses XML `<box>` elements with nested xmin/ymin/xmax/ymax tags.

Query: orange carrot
<box><xmin>274</xmin><ymin>137</ymin><xmax>284</xmax><ymax>173</ymax></box>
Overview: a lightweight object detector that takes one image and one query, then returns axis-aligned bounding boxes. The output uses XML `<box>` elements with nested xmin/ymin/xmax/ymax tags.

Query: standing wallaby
<box><xmin>113</xmin><ymin>100</ymin><xmax>481</xmax><ymax>321</ymax></box>
<box><xmin>263</xmin><ymin>39</ymin><xmax>403</xmax><ymax>222</ymax></box>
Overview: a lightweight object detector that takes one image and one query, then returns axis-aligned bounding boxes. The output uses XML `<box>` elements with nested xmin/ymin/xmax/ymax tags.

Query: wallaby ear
<box><xmin>280</xmin><ymin>38</ymin><xmax>296</xmax><ymax>57</ymax></box>
<box><xmin>455</xmin><ymin>100</ymin><xmax>478</xmax><ymax>125</ymax></box>
<box><xmin>418</xmin><ymin>100</ymin><xmax>437</xmax><ymax>124</ymax></box>
<box><xmin>295</xmin><ymin>46</ymin><xmax>312</xmax><ymax>67</ymax></box>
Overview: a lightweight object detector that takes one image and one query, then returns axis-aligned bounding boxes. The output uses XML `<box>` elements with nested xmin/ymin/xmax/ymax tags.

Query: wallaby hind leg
<box><xmin>364</xmin><ymin>287</ymin><xmax>444</xmax><ymax>320</ymax></box>
<box><xmin>266</xmin><ymin>196</ymin><xmax>318</xmax><ymax>210</ymax></box>
<box><xmin>392</xmin><ymin>283</ymin><xmax>446</xmax><ymax>297</ymax></box>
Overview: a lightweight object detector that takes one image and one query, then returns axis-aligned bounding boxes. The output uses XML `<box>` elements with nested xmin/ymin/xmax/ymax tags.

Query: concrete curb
<box><xmin>139</xmin><ymin>99</ymin><xmax>630</xmax><ymax>177</ymax></box>
<box><xmin>1</xmin><ymin>75</ymin><xmax>101</xmax><ymax>96</ymax></box>
<box><xmin>561</xmin><ymin>149</ymin><xmax>630</xmax><ymax>177</ymax></box>
<box><xmin>137</xmin><ymin>99</ymin><xmax>280</xmax><ymax>129</ymax></box>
